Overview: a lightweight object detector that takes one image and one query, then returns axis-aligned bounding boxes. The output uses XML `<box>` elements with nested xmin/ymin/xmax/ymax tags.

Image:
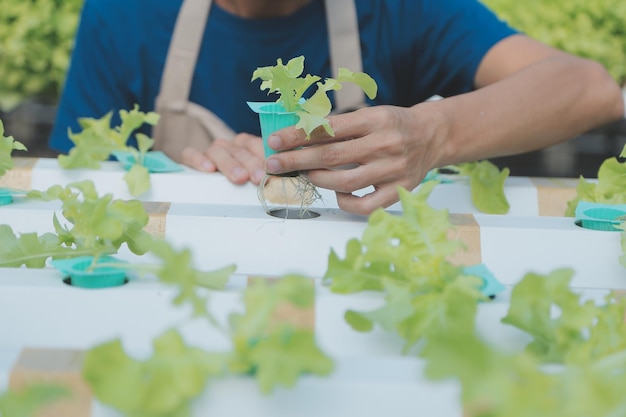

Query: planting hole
<box><xmin>574</xmin><ymin>219</ymin><xmax>621</xmax><ymax>232</ymax></box>
<box><xmin>63</xmin><ymin>277</ymin><xmax>129</xmax><ymax>288</ymax></box>
<box><xmin>269</xmin><ymin>208</ymin><xmax>320</xmax><ymax>219</ymax></box>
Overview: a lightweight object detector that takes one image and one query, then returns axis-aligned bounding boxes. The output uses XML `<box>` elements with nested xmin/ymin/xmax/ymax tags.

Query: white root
<box><xmin>257</xmin><ymin>172</ymin><xmax>322</xmax><ymax>219</ymax></box>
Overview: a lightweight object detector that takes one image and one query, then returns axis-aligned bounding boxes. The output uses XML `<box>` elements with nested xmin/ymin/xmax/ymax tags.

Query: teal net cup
<box><xmin>575</xmin><ymin>201</ymin><xmax>626</xmax><ymax>232</ymax></box>
<box><xmin>248</xmin><ymin>102</ymin><xmax>299</xmax><ymax>157</ymax></box>
<box><xmin>51</xmin><ymin>256</ymin><xmax>128</xmax><ymax>289</ymax></box>
<box><xmin>112</xmin><ymin>150</ymin><xmax>183</xmax><ymax>173</ymax></box>
<box><xmin>463</xmin><ymin>263</ymin><xmax>505</xmax><ymax>299</ymax></box>
<box><xmin>0</xmin><ymin>194</ymin><xmax>12</xmax><ymax>206</ymax></box>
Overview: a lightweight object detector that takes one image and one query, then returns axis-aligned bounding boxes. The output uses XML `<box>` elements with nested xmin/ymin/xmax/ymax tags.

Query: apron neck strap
<box><xmin>324</xmin><ymin>0</ymin><xmax>366</xmax><ymax>112</ymax></box>
<box><xmin>157</xmin><ymin>0</ymin><xmax>365</xmax><ymax>112</ymax></box>
<box><xmin>157</xmin><ymin>0</ymin><xmax>213</xmax><ymax>109</ymax></box>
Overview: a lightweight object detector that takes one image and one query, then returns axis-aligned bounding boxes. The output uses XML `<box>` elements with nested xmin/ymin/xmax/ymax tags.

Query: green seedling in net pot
<box><xmin>250</xmin><ymin>56</ymin><xmax>378</xmax><ymax>218</ymax></box>
<box><xmin>251</xmin><ymin>55</ymin><xmax>377</xmax><ymax>139</ymax></box>
<box><xmin>0</xmin><ymin>118</ymin><xmax>27</xmax><ymax>205</ymax></box>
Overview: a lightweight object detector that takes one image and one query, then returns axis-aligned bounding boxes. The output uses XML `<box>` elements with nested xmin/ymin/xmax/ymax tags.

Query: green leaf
<box><xmin>502</xmin><ymin>269</ymin><xmax>588</xmax><ymax>362</ymax></box>
<box><xmin>621</xmin><ymin>232</ymin><xmax>626</xmax><ymax>268</ymax></box>
<box><xmin>27</xmin><ymin>181</ymin><xmax>153</xmax><ymax>258</ymax></box>
<box><xmin>117</xmin><ymin>105</ymin><xmax>159</xmax><ymax>146</ymax></box>
<box><xmin>149</xmin><ymin>239</ymin><xmax>235</xmax><ymax>317</ymax></box>
<box><xmin>482</xmin><ymin>0</ymin><xmax>626</xmax><ymax>86</ymax></box>
<box><xmin>0</xmin><ymin>0</ymin><xmax>82</xmax><ymax>110</ymax></box>
<box><xmin>451</xmin><ymin>160</ymin><xmax>510</xmax><ymax>214</ymax></box>
<box><xmin>58</xmin><ymin>105</ymin><xmax>158</xmax><ymax>173</ymax></box>
<box><xmin>136</xmin><ymin>133</ymin><xmax>155</xmax><ymax>156</ymax></box>
<box><xmin>59</xmin><ymin>113</ymin><xmax>120</xmax><ymax>169</ymax></box>
<box><xmin>251</xmin><ymin>57</ymin><xmax>319</xmax><ymax>112</ymax></box>
<box><xmin>324</xmin><ymin>239</ymin><xmax>395</xmax><ymax>293</ymax></box>
<box><xmin>251</xmin><ymin>55</ymin><xmax>378</xmax><ymax>132</ymax></box>
<box><xmin>0</xmin><ymin>119</ymin><xmax>27</xmax><ymax>177</ymax></box>
<box><xmin>247</xmin><ymin>329</ymin><xmax>334</xmax><ymax>395</ymax></box>
<box><xmin>565</xmin><ymin>151</ymin><xmax>626</xmax><ymax>217</ymax></box>
<box><xmin>337</xmin><ymin>67</ymin><xmax>378</xmax><ymax>99</ymax></box>
<box><xmin>0</xmin><ymin>224</ymin><xmax>74</xmax><ymax>268</ymax></box>
<box><xmin>421</xmin><ymin>330</ymin><xmax>559</xmax><ymax>417</ymax></box>
<box><xmin>295</xmin><ymin>111</ymin><xmax>333</xmax><ymax>139</ymax></box>
<box><xmin>422</xmin><ymin>292</ymin><xmax>626</xmax><ymax>417</ymax></box>
<box><xmin>83</xmin><ymin>329</ymin><xmax>227</xmax><ymax>417</ymax></box>
<box><xmin>325</xmin><ymin>183</ymin><xmax>465</xmax><ymax>294</ymax></box>
<box><xmin>501</xmin><ymin>268</ymin><xmax>626</xmax><ymax>365</ymax></box>
<box><xmin>344</xmin><ymin>310</ymin><xmax>374</xmax><ymax>332</ymax></box>
<box><xmin>299</xmin><ymin>87</ymin><xmax>333</xmax><ymax>119</ymax></box>
<box><xmin>0</xmin><ymin>384</ymin><xmax>69</xmax><ymax>417</ymax></box>
<box><xmin>325</xmin><ymin>182</ymin><xmax>483</xmax><ymax>352</ymax></box>
<box><xmin>229</xmin><ymin>276</ymin><xmax>333</xmax><ymax>393</ymax></box>
<box><xmin>124</xmin><ymin>164</ymin><xmax>151</xmax><ymax>196</ymax></box>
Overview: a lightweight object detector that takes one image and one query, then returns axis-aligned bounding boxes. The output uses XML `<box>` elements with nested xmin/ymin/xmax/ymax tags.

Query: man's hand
<box><xmin>261</xmin><ymin>35</ymin><xmax>625</xmax><ymax>217</ymax></box>
<box><xmin>181</xmin><ymin>133</ymin><xmax>266</xmax><ymax>185</ymax></box>
<box><xmin>263</xmin><ymin>105</ymin><xmax>442</xmax><ymax>216</ymax></box>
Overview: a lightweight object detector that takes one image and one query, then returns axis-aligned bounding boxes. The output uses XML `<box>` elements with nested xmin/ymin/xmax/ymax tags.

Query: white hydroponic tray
<box><xmin>1</xmin><ymin>196</ymin><xmax>622</xmax><ymax>288</ymax></box>
<box><xmin>0</xmin><ymin>157</ymin><xmax>620</xmax><ymax>417</ymax></box>
<box><xmin>1</xmin><ymin>157</ymin><xmax>580</xmax><ymax>216</ymax></box>
<box><xmin>0</xmin><ymin>268</ymin><xmax>613</xmax><ymax>417</ymax></box>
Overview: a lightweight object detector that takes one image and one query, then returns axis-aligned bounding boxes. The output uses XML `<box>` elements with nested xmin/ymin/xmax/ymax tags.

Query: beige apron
<box><xmin>153</xmin><ymin>0</ymin><xmax>365</xmax><ymax>162</ymax></box>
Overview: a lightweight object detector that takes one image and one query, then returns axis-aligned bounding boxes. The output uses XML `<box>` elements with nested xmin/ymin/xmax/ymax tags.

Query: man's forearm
<box><xmin>426</xmin><ymin>55</ymin><xmax>625</xmax><ymax>168</ymax></box>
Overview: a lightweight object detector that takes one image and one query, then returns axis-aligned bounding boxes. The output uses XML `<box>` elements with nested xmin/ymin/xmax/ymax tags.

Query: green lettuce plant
<box><xmin>59</xmin><ymin>105</ymin><xmax>160</xmax><ymax>196</ymax></box>
<box><xmin>422</xmin><ymin>268</ymin><xmax>626</xmax><ymax>417</ymax></box>
<box><xmin>0</xmin><ymin>118</ymin><xmax>26</xmax><ymax>177</ymax></box>
<box><xmin>0</xmin><ymin>180</ymin><xmax>153</xmax><ymax>268</ymax></box>
<box><xmin>324</xmin><ymin>180</ymin><xmax>626</xmax><ymax>416</ymax></box>
<box><xmin>443</xmin><ymin>160</ymin><xmax>511</xmax><ymax>214</ymax></box>
<box><xmin>0</xmin><ymin>384</ymin><xmax>69</xmax><ymax>417</ymax></box>
<box><xmin>82</xmin><ymin>274</ymin><xmax>333</xmax><ymax>416</ymax></box>
<box><xmin>252</xmin><ymin>55</ymin><xmax>378</xmax><ymax>138</ymax></box>
<box><xmin>251</xmin><ymin>56</ymin><xmax>378</xmax><ymax>219</ymax></box>
<box><xmin>565</xmin><ymin>144</ymin><xmax>626</xmax><ymax>216</ymax></box>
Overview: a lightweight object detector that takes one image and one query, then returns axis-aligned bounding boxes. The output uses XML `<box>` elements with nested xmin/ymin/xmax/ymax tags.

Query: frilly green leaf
<box><xmin>83</xmin><ymin>329</ymin><xmax>227</xmax><ymax>417</ymax></box>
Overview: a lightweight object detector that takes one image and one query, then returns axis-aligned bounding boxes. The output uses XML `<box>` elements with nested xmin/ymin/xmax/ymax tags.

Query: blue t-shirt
<box><xmin>49</xmin><ymin>0</ymin><xmax>517</xmax><ymax>153</ymax></box>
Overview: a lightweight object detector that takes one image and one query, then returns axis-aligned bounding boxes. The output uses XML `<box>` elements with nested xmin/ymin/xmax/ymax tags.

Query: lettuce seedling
<box><xmin>251</xmin><ymin>56</ymin><xmax>377</xmax><ymax>218</ymax></box>
<box><xmin>0</xmin><ymin>118</ymin><xmax>27</xmax><ymax>178</ymax></box>
<box><xmin>0</xmin><ymin>384</ymin><xmax>69</xmax><ymax>417</ymax></box>
<box><xmin>252</xmin><ymin>55</ymin><xmax>377</xmax><ymax>138</ymax></box>
<box><xmin>565</xmin><ymin>144</ymin><xmax>626</xmax><ymax>216</ymax></box>
<box><xmin>59</xmin><ymin>105</ymin><xmax>160</xmax><ymax>196</ymax></box>
<box><xmin>444</xmin><ymin>160</ymin><xmax>511</xmax><ymax>214</ymax></box>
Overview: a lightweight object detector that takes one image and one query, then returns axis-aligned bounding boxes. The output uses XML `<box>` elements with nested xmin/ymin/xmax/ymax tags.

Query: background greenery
<box><xmin>483</xmin><ymin>0</ymin><xmax>626</xmax><ymax>87</ymax></box>
<box><xmin>0</xmin><ymin>0</ymin><xmax>82</xmax><ymax>111</ymax></box>
<box><xmin>0</xmin><ymin>0</ymin><xmax>624</xmax><ymax>111</ymax></box>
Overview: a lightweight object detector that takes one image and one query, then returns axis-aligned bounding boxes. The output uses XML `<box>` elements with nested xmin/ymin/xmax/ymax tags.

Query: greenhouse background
<box><xmin>1</xmin><ymin>0</ymin><xmax>624</xmax><ymax>177</ymax></box>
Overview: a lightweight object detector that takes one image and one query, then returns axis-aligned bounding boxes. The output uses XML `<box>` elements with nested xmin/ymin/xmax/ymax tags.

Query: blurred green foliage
<box><xmin>0</xmin><ymin>0</ymin><xmax>83</xmax><ymax>111</ymax></box>
<box><xmin>0</xmin><ymin>0</ymin><xmax>624</xmax><ymax>113</ymax></box>
<box><xmin>483</xmin><ymin>0</ymin><xmax>626</xmax><ymax>86</ymax></box>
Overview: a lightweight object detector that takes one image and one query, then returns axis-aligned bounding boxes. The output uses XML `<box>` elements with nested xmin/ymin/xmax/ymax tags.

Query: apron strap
<box><xmin>324</xmin><ymin>0</ymin><xmax>366</xmax><ymax>112</ymax></box>
<box><xmin>156</xmin><ymin>0</ymin><xmax>213</xmax><ymax>111</ymax></box>
<box><xmin>156</xmin><ymin>0</ymin><xmax>365</xmax><ymax>134</ymax></box>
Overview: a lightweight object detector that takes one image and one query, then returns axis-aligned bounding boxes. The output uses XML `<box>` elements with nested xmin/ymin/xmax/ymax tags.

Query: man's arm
<box><xmin>263</xmin><ymin>35</ymin><xmax>624</xmax><ymax>215</ymax></box>
<box><xmin>433</xmin><ymin>34</ymin><xmax>625</xmax><ymax>166</ymax></box>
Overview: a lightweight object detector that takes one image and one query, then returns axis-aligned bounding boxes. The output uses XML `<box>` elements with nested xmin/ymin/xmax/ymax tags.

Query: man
<box><xmin>50</xmin><ymin>0</ymin><xmax>625</xmax><ymax>215</ymax></box>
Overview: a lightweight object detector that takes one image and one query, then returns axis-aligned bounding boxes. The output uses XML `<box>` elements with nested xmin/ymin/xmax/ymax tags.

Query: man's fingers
<box><xmin>334</xmin><ymin>185</ymin><xmax>402</xmax><ymax>216</ymax></box>
<box><xmin>265</xmin><ymin>138</ymin><xmax>364</xmax><ymax>175</ymax></box>
<box><xmin>181</xmin><ymin>147</ymin><xmax>216</xmax><ymax>172</ymax></box>
<box><xmin>208</xmin><ymin>139</ymin><xmax>251</xmax><ymax>184</ymax></box>
<box><xmin>268</xmin><ymin>108</ymin><xmax>374</xmax><ymax>151</ymax></box>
